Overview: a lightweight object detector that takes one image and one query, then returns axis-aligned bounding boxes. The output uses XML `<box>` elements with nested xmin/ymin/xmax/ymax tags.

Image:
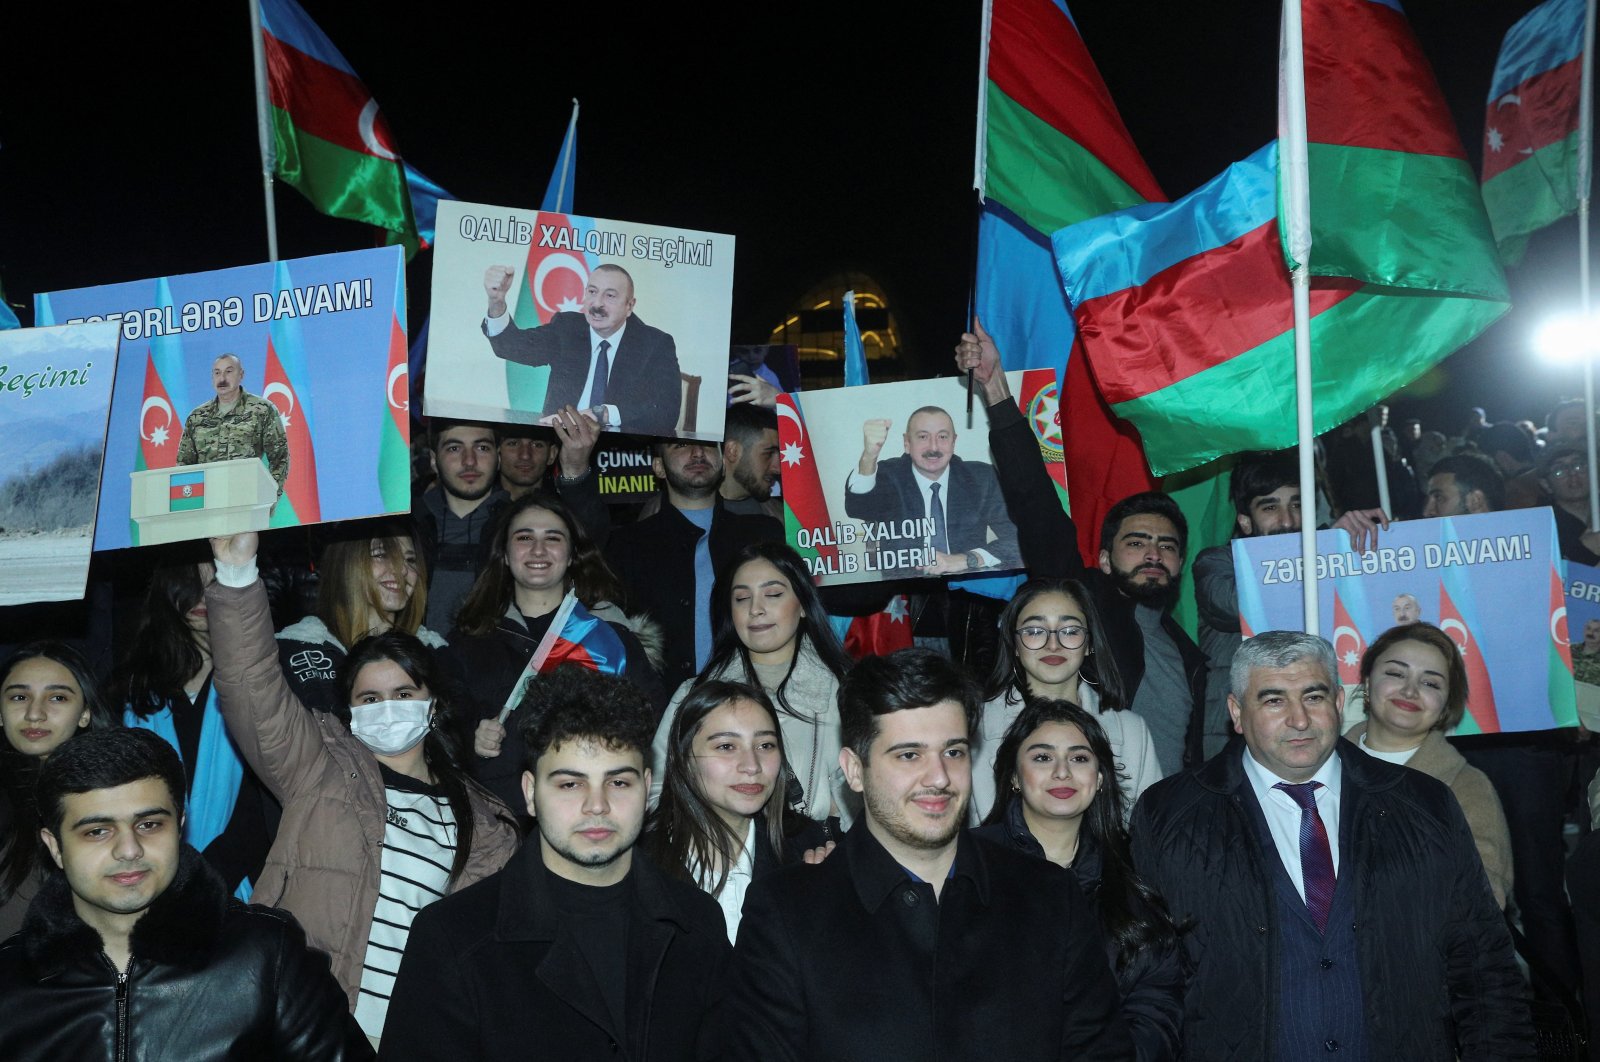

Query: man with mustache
<box><xmin>176</xmin><ymin>352</ymin><xmax>290</xmax><ymax>501</ymax></box>
<box><xmin>1130</xmin><ymin>632</ymin><xmax>1531</xmax><ymax>1059</ymax></box>
<box><xmin>482</xmin><ymin>262</ymin><xmax>682</xmax><ymax>437</ymax></box>
<box><xmin>843</xmin><ymin>405</ymin><xmax>1020</xmax><ymax>577</ymax></box>
<box><xmin>728</xmin><ymin>648</ymin><xmax>1131</xmax><ymax>1061</ymax></box>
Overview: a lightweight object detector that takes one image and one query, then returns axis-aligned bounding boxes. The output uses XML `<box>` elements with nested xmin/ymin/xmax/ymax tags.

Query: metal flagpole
<box><xmin>1282</xmin><ymin>0</ymin><xmax>1320</xmax><ymax>635</ymax></box>
<box><xmin>1580</xmin><ymin>0</ymin><xmax>1597</xmax><ymax>529</ymax></box>
<box><xmin>248</xmin><ymin>0</ymin><xmax>279</xmax><ymax>262</ymax></box>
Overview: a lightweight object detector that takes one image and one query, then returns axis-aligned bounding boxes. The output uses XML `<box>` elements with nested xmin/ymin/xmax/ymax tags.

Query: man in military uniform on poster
<box><xmin>175</xmin><ymin>353</ymin><xmax>290</xmax><ymax>499</ymax></box>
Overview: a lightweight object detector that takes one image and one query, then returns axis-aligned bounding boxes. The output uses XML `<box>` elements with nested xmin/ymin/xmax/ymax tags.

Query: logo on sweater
<box><xmin>386</xmin><ymin>808</ymin><xmax>407</xmax><ymax>829</ymax></box>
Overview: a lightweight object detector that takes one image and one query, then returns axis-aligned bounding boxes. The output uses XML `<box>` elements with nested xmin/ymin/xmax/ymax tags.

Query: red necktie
<box><xmin>1275</xmin><ymin>781</ymin><xmax>1335</xmax><ymax>933</ymax></box>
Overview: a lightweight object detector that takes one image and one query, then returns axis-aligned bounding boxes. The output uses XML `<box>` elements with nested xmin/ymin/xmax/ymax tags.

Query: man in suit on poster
<box><xmin>482</xmin><ymin>262</ymin><xmax>682</xmax><ymax>437</ymax></box>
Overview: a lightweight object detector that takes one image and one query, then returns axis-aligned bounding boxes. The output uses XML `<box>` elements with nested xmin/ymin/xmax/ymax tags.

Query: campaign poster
<box><xmin>37</xmin><ymin>247</ymin><xmax>410</xmax><ymax>550</ymax></box>
<box><xmin>778</xmin><ymin>370</ymin><xmax>1065</xmax><ymax>587</ymax></box>
<box><xmin>1565</xmin><ymin>560</ymin><xmax>1600</xmax><ymax>729</ymax></box>
<box><xmin>594</xmin><ymin>439</ymin><xmax>661</xmax><ymax>504</ymax></box>
<box><xmin>0</xmin><ymin>323</ymin><xmax>121</xmax><ymax>604</ymax></box>
<box><xmin>1233</xmin><ymin>509</ymin><xmax>1576</xmax><ymax>735</ymax></box>
<box><xmin>426</xmin><ymin>201</ymin><xmax>734</xmax><ymax>443</ymax></box>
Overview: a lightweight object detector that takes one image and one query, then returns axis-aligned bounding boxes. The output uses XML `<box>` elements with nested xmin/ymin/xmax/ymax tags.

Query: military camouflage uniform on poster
<box><xmin>176</xmin><ymin>390</ymin><xmax>290</xmax><ymax>497</ymax></box>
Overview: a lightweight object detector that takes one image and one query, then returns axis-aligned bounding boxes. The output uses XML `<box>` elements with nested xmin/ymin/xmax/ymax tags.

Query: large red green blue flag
<box><xmin>1481</xmin><ymin>0</ymin><xmax>1586</xmax><ymax>263</ymax></box>
<box><xmin>1053</xmin><ymin>0</ymin><xmax>1509</xmax><ymax>477</ymax></box>
<box><xmin>976</xmin><ymin>0</ymin><xmax>1161</xmax><ymax>564</ymax></box>
<box><xmin>259</xmin><ymin>0</ymin><xmax>417</xmax><ymax>254</ymax></box>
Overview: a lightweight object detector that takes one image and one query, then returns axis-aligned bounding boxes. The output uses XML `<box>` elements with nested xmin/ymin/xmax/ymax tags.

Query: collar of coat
<box><xmin>843</xmin><ymin>820</ymin><xmax>991</xmax><ymax>911</ymax></box>
<box><xmin>493</xmin><ymin>839</ymin><xmax>697</xmax><ymax>942</ymax></box>
<box><xmin>21</xmin><ymin>844</ymin><xmax>228</xmax><ymax>977</ymax></box>
<box><xmin>1192</xmin><ymin>737</ymin><xmax>1407</xmax><ymax>797</ymax></box>
<box><xmin>995</xmin><ymin>797</ymin><xmax>1105</xmax><ymax>891</ymax></box>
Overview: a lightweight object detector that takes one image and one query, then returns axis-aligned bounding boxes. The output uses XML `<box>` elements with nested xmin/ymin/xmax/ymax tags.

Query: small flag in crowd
<box><xmin>499</xmin><ymin>591</ymin><xmax>629</xmax><ymax>721</ymax></box>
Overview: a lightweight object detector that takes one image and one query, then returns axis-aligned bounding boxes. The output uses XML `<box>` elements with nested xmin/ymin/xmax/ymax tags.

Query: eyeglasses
<box><xmin>1550</xmin><ymin>464</ymin><xmax>1589</xmax><ymax>480</ymax></box>
<box><xmin>1014</xmin><ymin>625</ymin><xmax>1088</xmax><ymax>651</ymax></box>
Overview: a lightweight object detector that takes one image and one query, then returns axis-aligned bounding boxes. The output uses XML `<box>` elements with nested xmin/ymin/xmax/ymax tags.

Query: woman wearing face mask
<box><xmin>0</xmin><ymin>642</ymin><xmax>114</xmax><ymax>940</ymax></box>
<box><xmin>118</xmin><ymin>560</ymin><xmax>278</xmax><ymax>898</ymax></box>
<box><xmin>204</xmin><ymin>532</ymin><xmax>519</xmax><ymax>1043</ymax></box>
<box><xmin>446</xmin><ymin>493</ymin><xmax>665</xmax><ymax>813</ymax></box>
<box><xmin>972</xmin><ymin>577</ymin><xmax>1162</xmax><ymax>823</ymax></box>
<box><xmin>276</xmin><ymin>519</ymin><xmax>443</xmax><ymax>716</ymax></box>
<box><xmin>649</xmin><ymin>542</ymin><xmax>855</xmax><ymax>827</ymax></box>
<box><xmin>644</xmin><ymin>681</ymin><xmax>829</xmax><ymax>942</ymax></box>
<box><xmin>1347</xmin><ymin>622</ymin><xmax>1513</xmax><ymax>908</ymax></box>
<box><xmin>975</xmin><ymin>698</ymin><xmax>1185</xmax><ymax>1062</ymax></box>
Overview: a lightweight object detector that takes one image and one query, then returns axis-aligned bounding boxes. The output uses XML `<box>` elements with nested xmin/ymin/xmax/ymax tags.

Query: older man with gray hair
<box><xmin>1129</xmin><ymin>630</ymin><xmax>1532</xmax><ymax>1060</ymax></box>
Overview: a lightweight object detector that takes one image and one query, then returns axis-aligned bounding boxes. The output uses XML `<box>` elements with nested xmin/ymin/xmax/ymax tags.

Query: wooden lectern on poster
<box><xmin>129</xmin><ymin>458</ymin><xmax>278</xmax><ymax>546</ymax></box>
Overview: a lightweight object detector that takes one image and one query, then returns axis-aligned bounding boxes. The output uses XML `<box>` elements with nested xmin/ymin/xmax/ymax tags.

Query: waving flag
<box><xmin>1054</xmin><ymin>0</ymin><xmax>1508</xmax><ymax>476</ymax></box>
<box><xmin>976</xmin><ymin>0</ymin><xmax>1160</xmax><ymax>564</ymax></box>
<box><xmin>1481</xmin><ymin>0</ymin><xmax>1586</xmax><ymax>262</ymax></box>
<box><xmin>843</xmin><ymin>290</ymin><xmax>869</xmax><ymax>388</ymax></box>
<box><xmin>499</xmin><ymin>592</ymin><xmax>627</xmax><ymax>720</ymax></box>
<box><xmin>259</xmin><ymin>0</ymin><xmax>417</xmax><ymax>252</ymax></box>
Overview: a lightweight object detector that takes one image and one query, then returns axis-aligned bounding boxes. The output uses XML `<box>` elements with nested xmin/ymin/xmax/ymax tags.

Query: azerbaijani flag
<box><xmin>117</xmin><ymin>278</ymin><xmax>190</xmax><ymax>546</ymax></box>
<box><xmin>1549</xmin><ymin>563</ymin><xmax>1579</xmax><ymax>727</ymax></box>
<box><xmin>842</xmin><ymin>290</ymin><xmax>868</xmax><ymax>388</ymax></box>
<box><xmin>259</xmin><ymin>0</ymin><xmax>416</xmax><ymax>252</ymax></box>
<box><xmin>1439</xmin><ymin>581</ymin><xmax>1501</xmax><ymax>734</ymax></box>
<box><xmin>379</xmin><ymin>312</ymin><xmax>411</xmax><ymax>513</ymax></box>
<box><xmin>776</xmin><ymin>393</ymin><xmax>839</xmax><ymax>576</ymax></box>
<box><xmin>1330</xmin><ymin>590</ymin><xmax>1366</xmax><ymax>687</ymax></box>
<box><xmin>169</xmin><ymin>471</ymin><xmax>206</xmax><ymax>512</ymax></box>
<box><xmin>1481</xmin><ymin>0</ymin><xmax>1586</xmax><ymax>263</ymax></box>
<box><xmin>499</xmin><ymin>592</ymin><xmax>628</xmax><ymax>719</ymax></box>
<box><xmin>976</xmin><ymin>0</ymin><xmax>1161</xmax><ymax>565</ymax></box>
<box><xmin>506</xmin><ymin>211</ymin><xmax>600</xmax><ymax>410</ymax></box>
<box><xmin>1054</xmin><ymin>0</ymin><xmax>1509</xmax><ymax>477</ymax></box>
<box><xmin>262</xmin><ymin>261</ymin><xmax>321</xmax><ymax>526</ymax></box>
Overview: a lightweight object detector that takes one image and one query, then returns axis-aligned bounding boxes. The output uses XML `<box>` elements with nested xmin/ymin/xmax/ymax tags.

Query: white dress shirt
<box><xmin>845</xmin><ymin>464</ymin><xmax>998</xmax><ymax>567</ymax></box>
<box><xmin>689</xmin><ymin>819</ymin><xmax>757</xmax><ymax>944</ymax></box>
<box><xmin>1241</xmin><ymin>747</ymin><xmax>1343</xmax><ymax>903</ymax></box>
<box><xmin>481</xmin><ymin>311</ymin><xmax>623</xmax><ymax>426</ymax></box>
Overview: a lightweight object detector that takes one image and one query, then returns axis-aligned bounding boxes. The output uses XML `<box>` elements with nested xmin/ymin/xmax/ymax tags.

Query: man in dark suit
<box><xmin>728</xmin><ymin>648</ymin><xmax>1131</xmax><ymax>1062</ymax></box>
<box><xmin>482</xmin><ymin>262</ymin><xmax>682</xmax><ymax>437</ymax></box>
<box><xmin>843</xmin><ymin>405</ymin><xmax>1020</xmax><ymax>577</ymax></box>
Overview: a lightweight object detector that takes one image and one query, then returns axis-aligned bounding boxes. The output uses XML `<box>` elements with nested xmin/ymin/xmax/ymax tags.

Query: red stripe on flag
<box><xmin>138</xmin><ymin>353</ymin><xmax>183</xmax><ymax>470</ymax></box>
<box><xmin>1074</xmin><ymin>221</ymin><xmax>1361</xmax><ymax>402</ymax></box>
<box><xmin>1439</xmin><ymin>583</ymin><xmax>1501</xmax><ymax>732</ymax></box>
<box><xmin>387</xmin><ymin>314</ymin><xmax>409</xmax><ymax>437</ymax></box>
<box><xmin>169</xmin><ymin>482</ymin><xmax>204</xmax><ymax>501</ymax></box>
<box><xmin>543</xmin><ymin>639</ymin><xmax>599</xmax><ymax>673</ymax></box>
<box><xmin>1481</xmin><ymin>55</ymin><xmax>1582</xmax><ymax>182</ymax></box>
<box><xmin>263</xmin><ymin>29</ymin><xmax>398</xmax><ymax>159</ymax></box>
<box><xmin>987</xmin><ymin>0</ymin><xmax>1165</xmax><ymax>202</ymax></box>
<box><xmin>1304</xmin><ymin>0</ymin><xmax>1466</xmax><ymax>159</ymax></box>
<box><xmin>263</xmin><ymin>337</ymin><xmax>321</xmax><ymax>521</ymax></box>
<box><xmin>1062</xmin><ymin>343</ymin><xmax>1153</xmax><ymax>565</ymax></box>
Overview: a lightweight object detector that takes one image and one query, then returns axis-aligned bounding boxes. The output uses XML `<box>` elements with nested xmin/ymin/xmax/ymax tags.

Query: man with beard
<box><xmin>728</xmin><ymin>648</ymin><xmax>1130</xmax><ymax>1061</ymax></box>
<box><xmin>604</xmin><ymin>440</ymin><xmax>782</xmax><ymax>689</ymax></box>
<box><xmin>844</xmin><ymin>405</ymin><xmax>1020</xmax><ymax>577</ymax></box>
<box><xmin>957</xmin><ymin>325</ymin><xmax>1207</xmax><ymax>773</ymax></box>
<box><xmin>719</xmin><ymin>402</ymin><xmax>783</xmax><ymax>519</ymax></box>
<box><xmin>414</xmin><ymin>420</ymin><xmax>509</xmax><ymax>632</ymax></box>
<box><xmin>482</xmin><ymin>262</ymin><xmax>682</xmax><ymax>437</ymax></box>
<box><xmin>495</xmin><ymin>413</ymin><xmax>611</xmax><ymax>546</ymax></box>
<box><xmin>383</xmin><ymin>666</ymin><xmax>730</xmax><ymax>1060</ymax></box>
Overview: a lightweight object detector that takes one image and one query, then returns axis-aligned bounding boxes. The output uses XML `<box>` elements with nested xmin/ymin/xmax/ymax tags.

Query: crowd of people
<box><xmin>0</xmin><ymin>320</ymin><xmax>1594</xmax><ymax>1060</ymax></box>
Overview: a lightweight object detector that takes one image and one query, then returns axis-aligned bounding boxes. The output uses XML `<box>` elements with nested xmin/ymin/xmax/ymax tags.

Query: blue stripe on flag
<box><xmin>259</xmin><ymin>0</ymin><xmax>359</xmax><ymax>76</ymax></box>
<box><xmin>170</xmin><ymin>471</ymin><xmax>204</xmax><ymax>487</ymax></box>
<box><xmin>1488</xmin><ymin>0</ymin><xmax>1584</xmax><ymax>101</ymax></box>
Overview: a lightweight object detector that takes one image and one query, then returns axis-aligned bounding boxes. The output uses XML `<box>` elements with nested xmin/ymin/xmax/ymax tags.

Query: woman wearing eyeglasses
<box><xmin>971</xmin><ymin>577</ymin><xmax>1163</xmax><ymax>823</ymax></box>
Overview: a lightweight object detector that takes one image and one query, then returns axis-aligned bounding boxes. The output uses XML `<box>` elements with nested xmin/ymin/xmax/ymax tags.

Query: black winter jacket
<box><xmin>0</xmin><ymin>846</ymin><xmax>366</xmax><ymax>1061</ymax></box>
<box><xmin>1129</xmin><ymin>741</ymin><xmax>1533</xmax><ymax>1060</ymax></box>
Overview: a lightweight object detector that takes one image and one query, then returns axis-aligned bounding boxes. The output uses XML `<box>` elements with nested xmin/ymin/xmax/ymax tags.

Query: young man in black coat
<box><xmin>0</xmin><ymin>728</ymin><xmax>363</xmax><ymax>1061</ymax></box>
<box><xmin>728</xmin><ymin>648</ymin><xmax>1132</xmax><ymax>1061</ymax></box>
<box><xmin>382</xmin><ymin>666</ymin><xmax>729</xmax><ymax>1061</ymax></box>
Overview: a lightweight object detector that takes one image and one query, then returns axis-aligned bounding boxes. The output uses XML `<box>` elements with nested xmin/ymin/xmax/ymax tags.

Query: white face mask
<box><xmin>349</xmin><ymin>699</ymin><xmax>433</xmax><ymax>756</ymax></box>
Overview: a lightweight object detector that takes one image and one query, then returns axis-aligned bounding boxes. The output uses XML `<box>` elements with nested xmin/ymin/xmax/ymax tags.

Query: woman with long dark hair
<box><xmin>118</xmin><ymin>559</ymin><xmax>278</xmax><ymax>898</ymax></box>
<box><xmin>974</xmin><ymin>577</ymin><xmax>1161</xmax><ymax>822</ymax></box>
<box><xmin>649</xmin><ymin>541</ymin><xmax>855</xmax><ymax>826</ymax></box>
<box><xmin>276</xmin><ymin>518</ymin><xmax>442</xmax><ymax>715</ymax></box>
<box><xmin>205</xmin><ymin>532</ymin><xmax>519</xmax><ymax>1045</ymax></box>
<box><xmin>446</xmin><ymin>492</ymin><xmax>664</xmax><ymax>812</ymax></box>
<box><xmin>0</xmin><ymin>642</ymin><xmax>113</xmax><ymax>939</ymax></box>
<box><xmin>644</xmin><ymin>680</ymin><xmax>828</xmax><ymax>941</ymax></box>
<box><xmin>976</xmin><ymin>697</ymin><xmax>1184</xmax><ymax>1062</ymax></box>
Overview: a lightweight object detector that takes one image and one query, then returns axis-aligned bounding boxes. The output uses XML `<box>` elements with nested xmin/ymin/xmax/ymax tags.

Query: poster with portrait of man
<box><xmin>0</xmin><ymin>322</ymin><xmax>121</xmax><ymax>605</ymax></box>
<box><xmin>37</xmin><ymin>246</ymin><xmax>410</xmax><ymax>550</ymax></box>
<box><xmin>426</xmin><ymin>201</ymin><xmax>735</xmax><ymax>443</ymax></box>
<box><xmin>778</xmin><ymin>371</ymin><xmax>1065</xmax><ymax>587</ymax></box>
<box><xmin>1232</xmin><ymin>509</ymin><xmax>1576</xmax><ymax>735</ymax></box>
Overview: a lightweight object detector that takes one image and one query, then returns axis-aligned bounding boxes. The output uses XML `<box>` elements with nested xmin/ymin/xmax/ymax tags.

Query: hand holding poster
<box><xmin>426</xmin><ymin>202</ymin><xmax>734</xmax><ymax>442</ymax></box>
<box><xmin>0</xmin><ymin>323</ymin><xmax>121</xmax><ymax>604</ymax></box>
<box><xmin>1233</xmin><ymin>509</ymin><xmax>1576</xmax><ymax>735</ymax></box>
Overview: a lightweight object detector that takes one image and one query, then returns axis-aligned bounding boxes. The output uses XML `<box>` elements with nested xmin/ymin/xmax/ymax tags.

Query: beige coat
<box><xmin>207</xmin><ymin>579</ymin><xmax>520</xmax><ymax>1008</ymax></box>
<box><xmin>1346</xmin><ymin>721</ymin><xmax>1513</xmax><ymax>908</ymax></box>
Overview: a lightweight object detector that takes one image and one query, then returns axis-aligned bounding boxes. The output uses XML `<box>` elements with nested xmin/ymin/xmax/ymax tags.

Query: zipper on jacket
<box><xmin>114</xmin><ymin>966</ymin><xmax>130</xmax><ymax>1062</ymax></box>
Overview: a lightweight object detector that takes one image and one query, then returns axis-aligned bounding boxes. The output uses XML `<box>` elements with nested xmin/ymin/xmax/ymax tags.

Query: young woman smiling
<box><xmin>1346</xmin><ymin>622</ymin><xmax>1513</xmax><ymax>908</ymax></box>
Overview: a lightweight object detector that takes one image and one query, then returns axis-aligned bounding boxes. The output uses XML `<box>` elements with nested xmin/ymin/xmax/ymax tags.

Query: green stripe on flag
<box><xmin>1117</xmin><ymin>287</ymin><xmax>1509</xmax><ymax>477</ymax></box>
<box><xmin>1299</xmin><ymin>145</ymin><xmax>1508</xmax><ymax>300</ymax></box>
<box><xmin>784</xmin><ymin>506</ymin><xmax>819</xmax><ymax>564</ymax></box>
<box><xmin>270</xmin><ymin>108</ymin><xmax>413</xmax><ymax>239</ymax></box>
<box><xmin>984</xmin><ymin>84</ymin><xmax>1146</xmax><ymax>234</ymax></box>
<box><xmin>379</xmin><ymin>413</ymin><xmax>411</xmax><ymax>512</ymax></box>
<box><xmin>1482</xmin><ymin>131</ymin><xmax>1580</xmax><ymax>256</ymax></box>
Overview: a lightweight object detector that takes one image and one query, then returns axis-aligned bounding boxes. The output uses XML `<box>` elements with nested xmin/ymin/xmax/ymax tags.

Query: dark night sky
<box><xmin>0</xmin><ymin>0</ymin><xmax>1592</xmax><ymax>434</ymax></box>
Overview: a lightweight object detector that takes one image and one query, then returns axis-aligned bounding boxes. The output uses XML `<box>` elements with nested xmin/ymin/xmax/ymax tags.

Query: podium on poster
<box><xmin>130</xmin><ymin>459</ymin><xmax>278</xmax><ymax>545</ymax></box>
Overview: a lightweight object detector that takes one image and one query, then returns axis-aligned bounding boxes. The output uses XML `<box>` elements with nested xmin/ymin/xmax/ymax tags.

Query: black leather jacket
<box><xmin>0</xmin><ymin>845</ymin><xmax>369</xmax><ymax>1061</ymax></box>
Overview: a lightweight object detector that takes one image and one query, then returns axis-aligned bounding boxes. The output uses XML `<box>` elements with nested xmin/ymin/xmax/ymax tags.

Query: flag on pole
<box><xmin>498</xmin><ymin>591</ymin><xmax>628</xmax><ymax>721</ymax></box>
<box><xmin>976</xmin><ymin>0</ymin><xmax>1161</xmax><ymax>565</ymax></box>
<box><xmin>543</xmin><ymin>100</ymin><xmax>579</xmax><ymax>214</ymax></box>
<box><xmin>1053</xmin><ymin>0</ymin><xmax>1509</xmax><ymax>477</ymax></box>
<box><xmin>1481</xmin><ymin>0</ymin><xmax>1586</xmax><ymax>262</ymax></box>
<box><xmin>402</xmin><ymin>162</ymin><xmax>452</xmax><ymax>252</ymax></box>
<box><xmin>842</xmin><ymin>290</ymin><xmax>868</xmax><ymax>388</ymax></box>
<box><xmin>258</xmin><ymin>0</ymin><xmax>417</xmax><ymax>253</ymax></box>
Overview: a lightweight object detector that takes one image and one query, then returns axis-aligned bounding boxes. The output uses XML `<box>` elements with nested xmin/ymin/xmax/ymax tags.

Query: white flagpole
<box><xmin>247</xmin><ymin>0</ymin><xmax>279</xmax><ymax>262</ymax></box>
<box><xmin>555</xmin><ymin>99</ymin><xmax>579</xmax><ymax>213</ymax></box>
<box><xmin>1282</xmin><ymin>0</ymin><xmax>1319</xmax><ymax>635</ymax></box>
<box><xmin>1369</xmin><ymin>410</ymin><xmax>1393</xmax><ymax>516</ymax></box>
<box><xmin>974</xmin><ymin>0</ymin><xmax>994</xmax><ymax>199</ymax></box>
<box><xmin>1580</xmin><ymin>0</ymin><xmax>1597</xmax><ymax>529</ymax></box>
